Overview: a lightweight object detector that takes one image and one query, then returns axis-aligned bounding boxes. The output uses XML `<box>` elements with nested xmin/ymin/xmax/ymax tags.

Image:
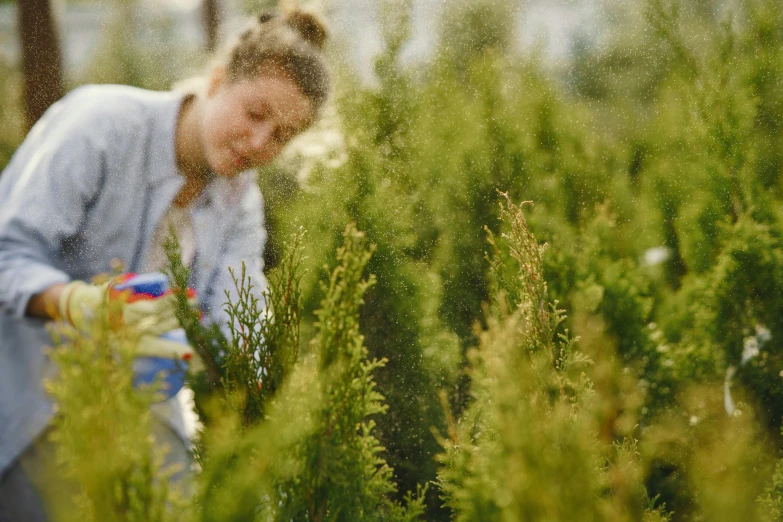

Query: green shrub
<box><xmin>47</xmin><ymin>295</ymin><xmax>186</xmax><ymax>522</ymax></box>
<box><xmin>439</xmin><ymin>195</ymin><xmax>669</xmax><ymax>521</ymax></box>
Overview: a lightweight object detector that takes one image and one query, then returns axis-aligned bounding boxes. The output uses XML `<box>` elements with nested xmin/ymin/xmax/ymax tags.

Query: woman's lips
<box><xmin>228</xmin><ymin>146</ymin><xmax>249</xmax><ymax>169</ymax></box>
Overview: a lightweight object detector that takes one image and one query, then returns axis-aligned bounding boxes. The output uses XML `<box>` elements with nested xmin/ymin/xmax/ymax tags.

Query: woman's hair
<box><xmin>218</xmin><ymin>9</ymin><xmax>330</xmax><ymax>111</ymax></box>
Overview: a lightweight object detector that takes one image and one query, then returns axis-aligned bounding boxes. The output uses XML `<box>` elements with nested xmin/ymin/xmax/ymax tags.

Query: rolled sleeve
<box><xmin>0</xmin><ymin>109</ymin><xmax>105</xmax><ymax>319</ymax></box>
<box><xmin>0</xmin><ymin>257</ymin><xmax>70</xmax><ymax>319</ymax></box>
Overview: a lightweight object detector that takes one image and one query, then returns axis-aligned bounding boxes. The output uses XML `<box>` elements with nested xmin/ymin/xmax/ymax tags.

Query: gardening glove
<box><xmin>57</xmin><ymin>276</ymin><xmax>189</xmax><ymax>337</ymax></box>
<box><xmin>136</xmin><ymin>334</ymin><xmax>205</xmax><ymax>373</ymax></box>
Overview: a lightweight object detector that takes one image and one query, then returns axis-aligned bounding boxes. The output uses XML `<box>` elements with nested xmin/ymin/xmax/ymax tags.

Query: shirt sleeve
<box><xmin>0</xmin><ymin>106</ymin><xmax>106</xmax><ymax>319</ymax></box>
<box><xmin>205</xmin><ymin>178</ymin><xmax>268</xmax><ymax>339</ymax></box>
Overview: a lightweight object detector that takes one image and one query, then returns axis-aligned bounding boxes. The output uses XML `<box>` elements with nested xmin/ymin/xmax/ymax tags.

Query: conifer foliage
<box><xmin>275</xmin><ymin>224</ymin><xmax>426</xmax><ymax>521</ymax></box>
<box><xmin>438</xmin><ymin>195</ymin><xmax>668</xmax><ymax>521</ymax></box>
<box><xmin>47</xmin><ymin>293</ymin><xmax>185</xmax><ymax>522</ymax></box>
<box><xmin>47</xmin><ymin>225</ymin><xmax>424</xmax><ymax>521</ymax></box>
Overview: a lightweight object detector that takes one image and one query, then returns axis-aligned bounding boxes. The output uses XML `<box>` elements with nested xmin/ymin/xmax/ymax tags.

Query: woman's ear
<box><xmin>206</xmin><ymin>66</ymin><xmax>227</xmax><ymax>98</ymax></box>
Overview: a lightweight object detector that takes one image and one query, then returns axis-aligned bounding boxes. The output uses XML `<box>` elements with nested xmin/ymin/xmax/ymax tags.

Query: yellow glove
<box><xmin>57</xmin><ymin>279</ymin><xmax>180</xmax><ymax>337</ymax></box>
<box><xmin>59</xmin><ymin>273</ymin><xmax>204</xmax><ymax>374</ymax></box>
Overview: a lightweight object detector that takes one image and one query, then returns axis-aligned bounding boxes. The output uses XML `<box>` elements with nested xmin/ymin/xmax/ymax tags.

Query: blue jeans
<box><xmin>0</xmin><ymin>427</ymin><xmax>74</xmax><ymax>522</ymax></box>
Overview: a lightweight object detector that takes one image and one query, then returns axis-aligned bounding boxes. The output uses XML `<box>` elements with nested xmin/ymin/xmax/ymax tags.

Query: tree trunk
<box><xmin>18</xmin><ymin>0</ymin><xmax>65</xmax><ymax>131</ymax></box>
<box><xmin>203</xmin><ymin>0</ymin><xmax>220</xmax><ymax>53</ymax></box>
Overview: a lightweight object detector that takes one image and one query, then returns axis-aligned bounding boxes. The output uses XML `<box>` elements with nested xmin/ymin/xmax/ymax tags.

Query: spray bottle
<box><xmin>112</xmin><ymin>272</ymin><xmax>194</xmax><ymax>402</ymax></box>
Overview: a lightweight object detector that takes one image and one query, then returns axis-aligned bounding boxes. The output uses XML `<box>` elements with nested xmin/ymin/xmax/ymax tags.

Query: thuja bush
<box><xmin>47</xmin><ymin>294</ymin><xmax>185</xmax><ymax>521</ymax></box>
<box><xmin>48</xmin><ymin>225</ymin><xmax>424</xmax><ymax>521</ymax></box>
<box><xmin>272</xmin><ymin>224</ymin><xmax>426</xmax><ymax>521</ymax></box>
<box><xmin>540</xmin><ymin>207</ymin><xmax>677</xmax><ymax>420</ymax></box>
<box><xmin>620</xmin><ymin>0</ymin><xmax>783</xmax><ymax>417</ymax></box>
<box><xmin>438</xmin><ymin>195</ymin><xmax>668</xmax><ymax>521</ymax></box>
<box><xmin>268</xmin><ymin>124</ymin><xmax>457</xmax><ymax>516</ymax></box>
<box><xmin>438</xmin><ymin>194</ymin><xmax>783</xmax><ymax>521</ymax></box>
<box><xmin>221</xmin><ymin>229</ymin><xmax>303</xmax><ymax>427</ymax></box>
<box><xmin>263</xmin><ymin>6</ymin><xmax>461</xmax><ymax>515</ymax></box>
<box><xmin>667</xmin><ymin>217</ymin><xmax>783</xmax><ymax>436</ymax></box>
<box><xmin>190</xmin><ymin>224</ymin><xmax>425</xmax><ymax>521</ymax></box>
<box><xmin>165</xmin><ymin>227</ymin><xmax>302</xmax><ymax>428</ymax></box>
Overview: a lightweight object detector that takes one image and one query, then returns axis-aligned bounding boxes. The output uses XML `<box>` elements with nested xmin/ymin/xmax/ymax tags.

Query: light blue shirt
<box><xmin>0</xmin><ymin>84</ymin><xmax>266</xmax><ymax>473</ymax></box>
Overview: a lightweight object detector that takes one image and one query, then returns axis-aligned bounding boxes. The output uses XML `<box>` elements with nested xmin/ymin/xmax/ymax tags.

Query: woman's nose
<box><xmin>249</xmin><ymin>123</ymin><xmax>274</xmax><ymax>153</ymax></box>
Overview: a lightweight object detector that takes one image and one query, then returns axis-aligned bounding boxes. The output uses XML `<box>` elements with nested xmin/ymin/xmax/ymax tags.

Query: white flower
<box><xmin>756</xmin><ymin>325</ymin><xmax>772</xmax><ymax>345</ymax></box>
<box><xmin>741</xmin><ymin>337</ymin><xmax>760</xmax><ymax>365</ymax></box>
<box><xmin>642</xmin><ymin>246</ymin><xmax>671</xmax><ymax>267</ymax></box>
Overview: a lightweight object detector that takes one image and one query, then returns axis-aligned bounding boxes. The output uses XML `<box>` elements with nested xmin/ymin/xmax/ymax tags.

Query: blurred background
<box><xmin>0</xmin><ymin>0</ymin><xmax>637</xmax><ymax>167</ymax></box>
<box><xmin>0</xmin><ymin>0</ymin><xmax>608</xmax><ymax>81</ymax></box>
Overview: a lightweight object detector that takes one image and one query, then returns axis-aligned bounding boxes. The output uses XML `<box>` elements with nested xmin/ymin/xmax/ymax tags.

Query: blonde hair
<box><xmin>179</xmin><ymin>10</ymin><xmax>330</xmax><ymax>112</ymax></box>
<box><xmin>222</xmin><ymin>10</ymin><xmax>330</xmax><ymax>110</ymax></box>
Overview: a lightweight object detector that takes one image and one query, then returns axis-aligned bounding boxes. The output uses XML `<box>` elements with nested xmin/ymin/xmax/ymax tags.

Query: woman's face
<box><xmin>200</xmin><ymin>67</ymin><xmax>314</xmax><ymax>177</ymax></box>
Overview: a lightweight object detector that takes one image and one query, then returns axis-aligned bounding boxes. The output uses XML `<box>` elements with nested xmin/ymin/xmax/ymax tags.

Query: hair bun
<box><xmin>285</xmin><ymin>10</ymin><xmax>327</xmax><ymax>50</ymax></box>
<box><xmin>258</xmin><ymin>12</ymin><xmax>276</xmax><ymax>24</ymax></box>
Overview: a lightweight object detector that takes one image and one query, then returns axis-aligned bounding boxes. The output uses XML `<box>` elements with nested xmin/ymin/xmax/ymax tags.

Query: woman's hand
<box><xmin>28</xmin><ymin>277</ymin><xmax>203</xmax><ymax>371</ymax></box>
<box><xmin>57</xmin><ymin>278</ymin><xmax>181</xmax><ymax>336</ymax></box>
<box><xmin>26</xmin><ymin>283</ymin><xmax>67</xmax><ymax>320</ymax></box>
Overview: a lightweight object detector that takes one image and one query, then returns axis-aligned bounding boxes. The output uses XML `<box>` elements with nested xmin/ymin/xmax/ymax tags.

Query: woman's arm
<box><xmin>0</xmin><ymin>97</ymin><xmax>105</xmax><ymax>320</ymax></box>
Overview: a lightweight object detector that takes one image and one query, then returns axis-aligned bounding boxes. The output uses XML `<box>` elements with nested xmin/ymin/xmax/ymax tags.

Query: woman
<box><xmin>0</xmin><ymin>10</ymin><xmax>329</xmax><ymax>520</ymax></box>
